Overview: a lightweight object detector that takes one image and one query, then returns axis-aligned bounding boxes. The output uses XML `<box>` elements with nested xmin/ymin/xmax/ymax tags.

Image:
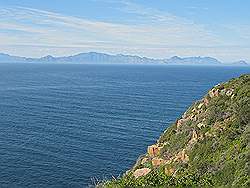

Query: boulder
<box><xmin>141</xmin><ymin>158</ymin><xmax>148</xmax><ymax>165</ymax></box>
<box><xmin>198</xmin><ymin>133</ymin><xmax>204</xmax><ymax>141</ymax></box>
<box><xmin>204</xmin><ymin>98</ymin><xmax>209</xmax><ymax>106</ymax></box>
<box><xmin>182</xmin><ymin>112</ymin><xmax>188</xmax><ymax>119</ymax></box>
<box><xmin>226</xmin><ymin>89</ymin><xmax>234</xmax><ymax>96</ymax></box>
<box><xmin>147</xmin><ymin>144</ymin><xmax>162</xmax><ymax>157</ymax></box>
<box><xmin>214</xmin><ymin>89</ymin><xmax>220</xmax><ymax>97</ymax></box>
<box><xmin>177</xmin><ymin>119</ymin><xmax>184</xmax><ymax>128</ymax></box>
<box><xmin>197</xmin><ymin>122</ymin><xmax>205</xmax><ymax>129</ymax></box>
<box><xmin>133</xmin><ymin>168</ymin><xmax>151</xmax><ymax>178</ymax></box>
<box><xmin>188</xmin><ymin>129</ymin><xmax>198</xmax><ymax>145</ymax></box>
<box><xmin>209</xmin><ymin>88</ymin><xmax>220</xmax><ymax>98</ymax></box>
<box><xmin>197</xmin><ymin>109</ymin><xmax>202</xmax><ymax>114</ymax></box>
<box><xmin>152</xmin><ymin>157</ymin><xmax>166</xmax><ymax>167</ymax></box>
<box><xmin>174</xmin><ymin>149</ymin><xmax>189</xmax><ymax>163</ymax></box>
<box><xmin>165</xmin><ymin>167</ymin><xmax>175</xmax><ymax>176</ymax></box>
<box><xmin>190</xmin><ymin>114</ymin><xmax>196</xmax><ymax>121</ymax></box>
<box><xmin>198</xmin><ymin>103</ymin><xmax>204</xmax><ymax>109</ymax></box>
<box><xmin>208</xmin><ymin>90</ymin><xmax>214</xmax><ymax>98</ymax></box>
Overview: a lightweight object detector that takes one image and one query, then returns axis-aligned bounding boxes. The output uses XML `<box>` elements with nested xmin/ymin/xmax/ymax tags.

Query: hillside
<box><xmin>101</xmin><ymin>74</ymin><xmax>250</xmax><ymax>187</ymax></box>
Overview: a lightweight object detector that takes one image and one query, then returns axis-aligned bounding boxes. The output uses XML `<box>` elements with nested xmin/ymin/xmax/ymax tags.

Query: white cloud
<box><xmin>0</xmin><ymin>4</ymin><xmax>249</xmax><ymax>62</ymax></box>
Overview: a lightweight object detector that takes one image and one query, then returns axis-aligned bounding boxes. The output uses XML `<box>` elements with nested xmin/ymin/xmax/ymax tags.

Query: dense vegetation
<box><xmin>100</xmin><ymin>74</ymin><xmax>250</xmax><ymax>187</ymax></box>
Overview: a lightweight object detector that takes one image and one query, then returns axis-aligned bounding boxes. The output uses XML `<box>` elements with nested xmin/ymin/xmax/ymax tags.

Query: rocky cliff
<box><xmin>102</xmin><ymin>74</ymin><xmax>250</xmax><ymax>187</ymax></box>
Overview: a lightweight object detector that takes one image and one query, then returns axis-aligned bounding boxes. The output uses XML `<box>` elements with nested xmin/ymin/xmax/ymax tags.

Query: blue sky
<box><xmin>0</xmin><ymin>0</ymin><xmax>250</xmax><ymax>62</ymax></box>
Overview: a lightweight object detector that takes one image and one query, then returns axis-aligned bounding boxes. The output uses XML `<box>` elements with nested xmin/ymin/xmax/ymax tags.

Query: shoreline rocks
<box><xmin>147</xmin><ymin>144</ymin><xmax>162</xmax><ymax>157</ymax></box>
<box><xmin>133</xmin><ymin>168</ymin><xmax>151</xmax><ymax>178</ymax></box>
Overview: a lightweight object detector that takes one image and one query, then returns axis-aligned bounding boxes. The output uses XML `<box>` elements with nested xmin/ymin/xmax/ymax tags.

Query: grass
<box><xmin>99</xmin><ymin>74</ymin><xmax>250</xmax><ymax>187</ymax></box>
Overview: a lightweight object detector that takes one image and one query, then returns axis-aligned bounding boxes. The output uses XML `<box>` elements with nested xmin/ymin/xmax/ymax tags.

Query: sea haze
<box><xmin>0</xmin><ymin>63</ymin><xmax>249</xmax><ymax>187</ymax></box>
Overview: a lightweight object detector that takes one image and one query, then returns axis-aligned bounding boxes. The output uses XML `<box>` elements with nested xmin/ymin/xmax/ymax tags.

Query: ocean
<box><xmin>0</xmin><ymin>63</ymin><xmax>249</xmax><ymax>187</ymax></box>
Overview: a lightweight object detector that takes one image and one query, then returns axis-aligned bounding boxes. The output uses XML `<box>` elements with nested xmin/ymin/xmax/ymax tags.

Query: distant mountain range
<box><xmin>230</xmin><ymin>60</ymin><xmax>248</xmax><ymax>66</ymax></box>
<box><xmin>0</xmin><ymin>52</ymin><xmax>248</xmax><ymax>66</ymax></box>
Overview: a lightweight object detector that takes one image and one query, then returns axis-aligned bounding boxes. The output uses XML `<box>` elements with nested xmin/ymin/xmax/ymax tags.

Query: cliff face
<box><xmin>103</xmin><ymin>74</ymin><xmax>250</xmax><ymax>187</ymax></box>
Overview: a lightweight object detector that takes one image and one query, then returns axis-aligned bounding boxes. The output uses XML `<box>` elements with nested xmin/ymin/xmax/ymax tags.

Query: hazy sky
<box><xmin>0</xmin><ymin>0</ymin><xmax>250</xmax><ymax>62</ymax></box>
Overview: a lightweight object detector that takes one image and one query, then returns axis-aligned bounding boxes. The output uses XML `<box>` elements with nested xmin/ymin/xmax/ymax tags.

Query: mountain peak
<box><xmin>231</xmin><ymin>60</ymin><xmax>248</xmax><ymax>65</ymax></box>
<box><xmin>165</xmin><ymin>56</ymin><xmax>221</xmax><ymax>65</ymax></box>
<box><xmin>39</xmin><ymin>55</ymin><xmax>55</xmax><ymax>61</ymax></box>
<box><xmin>170</xmin><ymin>56</ymin><xmax>182</xmax><ymax>60</ymax></box>
<box><xmin>42</xmin><ymin>55</ymin><xmax>54</xmax><ymax>58</ymax></box>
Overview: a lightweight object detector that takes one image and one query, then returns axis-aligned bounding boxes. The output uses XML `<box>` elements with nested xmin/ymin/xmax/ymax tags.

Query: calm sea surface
<box><xmin>0</xmin><ymin>63</ymin><xmax>249</xmax><ymax>187</ymax></box>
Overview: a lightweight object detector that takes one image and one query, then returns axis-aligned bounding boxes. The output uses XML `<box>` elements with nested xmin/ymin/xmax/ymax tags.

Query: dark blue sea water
<box><xmin>0</xmin><ymin>63</ymin><xmax>249</xmax><ymax>187</ymax></box>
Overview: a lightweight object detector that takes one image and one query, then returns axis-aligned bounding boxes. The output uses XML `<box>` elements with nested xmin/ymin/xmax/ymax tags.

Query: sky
<box><xmin>0</xmin><ymin>0</ymin><xmax>250</xmax><ymax>62</ymax></box>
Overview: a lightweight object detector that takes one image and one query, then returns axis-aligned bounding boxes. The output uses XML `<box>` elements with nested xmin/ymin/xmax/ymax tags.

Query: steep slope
<box><xmin>103</xmin><ymin>74</ymin><xmax>250</xmax><ymax>187</ymax></box>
